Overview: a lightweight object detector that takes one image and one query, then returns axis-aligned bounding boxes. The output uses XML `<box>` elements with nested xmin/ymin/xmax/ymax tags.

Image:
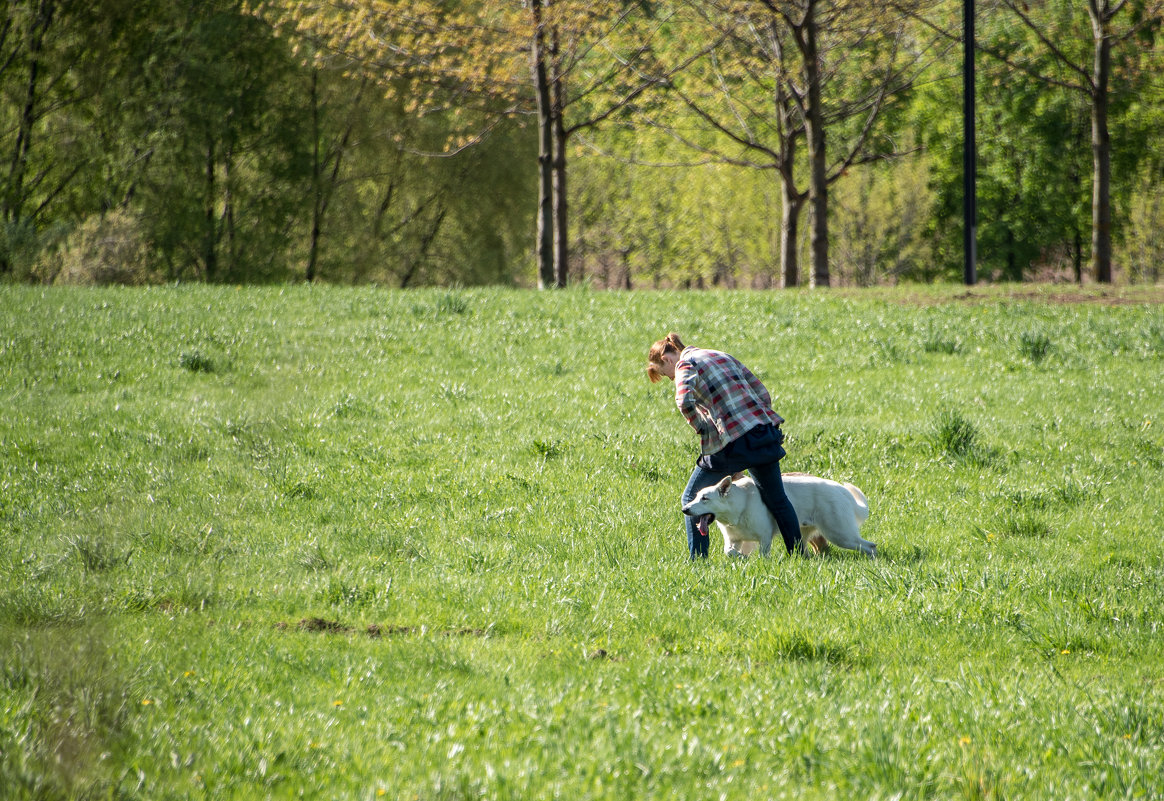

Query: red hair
<box><xmin>646</xmin><ymin>333</ymin><xmax>685</xmax><ymax>383</ymax></box>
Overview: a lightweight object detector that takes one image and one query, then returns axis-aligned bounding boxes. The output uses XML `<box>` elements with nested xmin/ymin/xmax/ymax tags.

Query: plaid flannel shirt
<box><xmin>674</xmin><ymin>347</ymin><xmax>784</xmax><ymax>456</ymax></box>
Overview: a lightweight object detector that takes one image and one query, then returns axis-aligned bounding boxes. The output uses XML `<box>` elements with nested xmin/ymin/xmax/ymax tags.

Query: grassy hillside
<box><xmin>2</xmin><ymin>284</ymin><xmax>1163</xmax><ymax>799</ymax></box>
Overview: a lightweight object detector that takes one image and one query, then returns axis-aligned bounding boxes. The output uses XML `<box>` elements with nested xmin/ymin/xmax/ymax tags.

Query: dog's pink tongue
<box><xmin>697</xmin><ymin>514</ymin><xmax>712</xmax><ymax>538</ymax></box>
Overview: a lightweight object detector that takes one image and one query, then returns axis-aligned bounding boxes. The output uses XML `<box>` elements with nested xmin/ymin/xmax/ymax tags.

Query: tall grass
<box><xmin>1</xmin><ymin>284</ymin><xmax>1162</xmax><ymax>799</ymax></box>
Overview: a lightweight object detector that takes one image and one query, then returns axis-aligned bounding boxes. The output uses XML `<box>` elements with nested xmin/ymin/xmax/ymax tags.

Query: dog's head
<box><xmin>681</xmin><ymin>476</ymin><xmax>741</xmax><ymax>537</ymax></box>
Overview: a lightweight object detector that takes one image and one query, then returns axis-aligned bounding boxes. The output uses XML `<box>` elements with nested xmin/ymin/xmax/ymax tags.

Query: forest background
<box><xmin>1</xmin><ymin>0</ymin><xmax>1162</xmax><ymax>291</ymax></box>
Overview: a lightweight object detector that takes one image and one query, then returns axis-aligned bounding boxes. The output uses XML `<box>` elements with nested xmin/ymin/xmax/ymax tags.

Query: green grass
<box><xmin>1</xmin><ymin>283</ymin><xmax>1163</xmax><ymax>799</ymax></box>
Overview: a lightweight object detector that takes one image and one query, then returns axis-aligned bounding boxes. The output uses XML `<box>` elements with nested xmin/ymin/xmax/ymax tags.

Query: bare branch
<box><xmin>997</xmin><ymin>0</ymin><xmax>1093</xmax><ymax>90</ymax></box>
<box><xmin>565</xmin><ymin>27</ymin><xmax>725</xmax><ymax>138</ymax></box>
<box><xmin>573</xmin><ymin>131</ymin><xmax>723</xmax><ymax>169</ymax></box>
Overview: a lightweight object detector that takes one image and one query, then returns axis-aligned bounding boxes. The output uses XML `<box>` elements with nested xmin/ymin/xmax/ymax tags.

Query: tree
<box><xmin>649</xmin><ymin>0</ymin><xmax>934</xmax><ymax>286</ymax></box>
<box><xmin>0</xmin><ymin>0</ymin><xmax>319</xmax><ymax>282</ymax></box>
<box><xmin>0</xmin><ymin>0</ymin><xmax>92</xmax><ymax>272</ymax></box>
<box><xmin>931</xmin><ymin>0</ymin><xmax>1163</xmax><ymax>282</ymax></box>
<box><xmin>305</xmin><ymin>67</ymin><xmax>363</xmax><ymax>283</ymax></box>
<box><xmin>831</xmin><ymin>148</ymin><xmax>936</xmax><ymax>285</ymax></box>
<box><xmin>916</xmin><ymin>35</ymin><xmax>1093</xmax><ymax>282</ymax></box>
<box><xmin>251</xmin><ymin>0</ymin><xmax>673</xmax><ymax>288</ymax></box>
<box><xmin>128</xmin><ymin>4</ymin><xmax>310</xmax><ymax>281</ymax></box>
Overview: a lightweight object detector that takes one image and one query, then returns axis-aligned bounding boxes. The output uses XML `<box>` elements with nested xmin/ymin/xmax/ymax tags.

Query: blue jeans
<box><xmin>680</xmin><ymin>425</ymin><xmax>801</xmax><ymax>559</ymax></box>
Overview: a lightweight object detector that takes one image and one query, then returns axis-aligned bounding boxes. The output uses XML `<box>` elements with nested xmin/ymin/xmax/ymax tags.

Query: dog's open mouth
<box><xmin>696</xmin><ymin>513</ymin><xmax>714</xmax><ymax>538</ymax></box>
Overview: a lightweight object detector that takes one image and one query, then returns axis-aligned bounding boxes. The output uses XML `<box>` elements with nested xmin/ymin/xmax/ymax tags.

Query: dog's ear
<box><xmin>716</xmin><ymin>476</ymin><xmax>733</xmax><ymax>495</ymax></box>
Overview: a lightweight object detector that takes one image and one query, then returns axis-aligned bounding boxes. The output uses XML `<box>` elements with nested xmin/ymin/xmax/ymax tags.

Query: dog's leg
<box><xmin>757</xmin><ymin>531</ymin><xmax>773</xmax><ymax>557</ymax></box>
<box><xmin>722</xmin><ymin>530</ymin><xmax>734</xmax><ymax>556</ymax></box>
<box><xmin>815</xmin><ymin>501</ymin><xmax>878</xmax><ymax>557</ymax></box>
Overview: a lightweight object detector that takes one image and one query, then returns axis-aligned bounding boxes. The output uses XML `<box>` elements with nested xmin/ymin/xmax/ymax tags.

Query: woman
<box><xmin>647</xmin><ymin>333</ymin><xmax>802</xmax><ymax>559</ymax></box>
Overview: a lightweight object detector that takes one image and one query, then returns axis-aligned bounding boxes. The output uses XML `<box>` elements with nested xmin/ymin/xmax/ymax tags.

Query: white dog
<box><xmin>682</xmin><ymin>474</ymin><xmax>876</xmax><ymax>558</ymax></box>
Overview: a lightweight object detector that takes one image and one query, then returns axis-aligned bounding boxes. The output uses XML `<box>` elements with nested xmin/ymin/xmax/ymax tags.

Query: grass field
<box><xmin>2</xmin><ymin>283</ymin><xmax>1163</xmax><ymax>800</ymax></box>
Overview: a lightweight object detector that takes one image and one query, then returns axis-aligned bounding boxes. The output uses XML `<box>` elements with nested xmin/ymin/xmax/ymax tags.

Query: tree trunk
<box><xmin>308</xmin><ymin>69</ymin><xmax>322</xmax><ymax>283</ymax></box>
<box><xmin>530</xmin><ymin>0</ymin><xmax>556</xmax><ymax>289</ymax></box>
<box><xmin>550</xmin><ymin>26</ymin><xmax>568</xmax><ymax>288</ymax></box>
<box><xmin>1089</xmin><ymin>9</ymin><xmax>1113</xmax><ymax>283</ymax></box>
<box><xmin>203</xmin><ymin>142</ymin><xmax>217</xmax><ymax>281</ymax></box>
<box><xmin>770</xmin><ymin>45</ymin><xmax>804</xmax><ymax>289</ymax></box>
<box><xmin>801</xmin><ymin>1</ymin><xmax>830</xmax><ymax>288</ymax></box>
<box><xmin>223</xmin><ymin>141</ymin><xmax>235</xmax><ymax>278</ymax></box>
<box><xmin>552</xmin><ymin>144</ymin><xmax>568</xmax><ymax>287</ymax></box>
<box><xmin>779</xmin><ymin>176</ymin><xmax>806</xmax><ymax>288</ymax></box>
<box><xmin>4</xmin><ymin>0</ymin><xmax>56</xmax><ymax>226</ymax></box>
<box><xmin>1073</xmin><ymin>227</ymin><xmax>1083</xmax><ymax>284</ymax></box>
<box><xmin>305</xmin><ymin>71</ymin><xmax>359</xmax><ymax>283</ymax></box>
<box><xmin>1005</xmin><ymin>227</ymin><xmax>1018</xmax><ymax>281</ymax></box>
<box><xmin>399</xmin><ymin>207</ymin><xmax>448</xmax><ymax>289</ymax></box>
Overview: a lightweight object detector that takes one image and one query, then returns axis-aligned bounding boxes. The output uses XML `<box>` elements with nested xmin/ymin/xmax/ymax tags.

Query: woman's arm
<box><xmin>675</xmin><ymin>363</ymin><xmax>711</xmax><ymax>434</ymax></box>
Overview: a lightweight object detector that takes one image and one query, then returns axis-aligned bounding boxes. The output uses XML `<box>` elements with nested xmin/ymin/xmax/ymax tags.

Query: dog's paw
<box><xmin>806</xmin><ymin>533</ymin><xmax>829</xmax><ymax>556</ymax></box>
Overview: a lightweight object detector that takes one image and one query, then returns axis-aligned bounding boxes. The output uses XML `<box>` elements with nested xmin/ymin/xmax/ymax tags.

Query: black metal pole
<box><xmin>963</xmin><ymin>0</ymin><xmax>977</xmax><ymax>284</ymax></box>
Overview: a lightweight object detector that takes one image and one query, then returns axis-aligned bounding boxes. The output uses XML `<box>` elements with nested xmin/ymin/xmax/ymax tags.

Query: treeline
<box><xmin>2</xmin><ymin>0</ymin><xmax>1161</xmax><ymax>288</ymax></box>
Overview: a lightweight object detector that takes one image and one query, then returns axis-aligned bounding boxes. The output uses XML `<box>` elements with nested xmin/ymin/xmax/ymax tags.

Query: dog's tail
<box><xmin>843</xmin><ymin>483</ymin><xmax>870</xmax><ymax>524</ymax></box>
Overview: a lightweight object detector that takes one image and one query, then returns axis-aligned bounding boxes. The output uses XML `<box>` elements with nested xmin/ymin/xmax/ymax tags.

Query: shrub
<box><xmin>39</xmin><ymin>210</ymin><xmax>162</xmax><ymax>286</ymax></box>
<box><xmin>2</xmin><ymin>219</ymin><xmax>67</xmax><ymax>281</ymax></box>
<box><xmin>1123</xmin><ymin>167</ymin><xmax>1164</xmax><ymax>284</ymax></box>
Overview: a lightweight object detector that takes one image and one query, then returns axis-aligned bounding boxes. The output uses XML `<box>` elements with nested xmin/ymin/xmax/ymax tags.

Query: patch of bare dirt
<box><xmin>280</xmin><ymin>619</ymin><xmax>488</xmax><ymax>639</ymax></box>
<box><xmin>296</xmin><ymin>617</ymin><xmax>351</xmax><ymax>634</ymax></box>
<box><xmin>866</xmin><ymin>285</ymin><xmax>1164</xmax><ymax>306</ymax></box>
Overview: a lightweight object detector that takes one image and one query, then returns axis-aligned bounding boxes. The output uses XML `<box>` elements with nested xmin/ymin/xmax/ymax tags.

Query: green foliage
<box><xmin>1122</xmin><ymin>164</ymin><xmax>1164</xmax><ymax>284</ymax></box>
<box><xmin>1</xmin><ymin>0</ymin><xmax>1163</xmax><ymax>288</ymax></box>
<box><xmin>35</xmin><ymin>210</ymin><xmax>161</xmax><ymax>286</ymax></box>
<box><xmin>139</xmin><ymin>5</ymin><xmax>313</xmax><ymax>282</ymax></box>
<box><xmin>914</xmin><ymin>33</ymin><xmax>1092</xmax><ymax>280</ymax></box>
<box><xmin>0</xmin><ymin>0</ymin><xmax>534</xmax><ymax>285</ymax></box>
<box><xmin>571</xmin><ymin>136</ymin><xmax>792</xmax><ymax>288</ymax></box>
<box><xmin>0</xmin><ymin>220</ymin><xmax>61</xmax><ymax>282</ymax></box>
<box><xmin>912</xmin><ymin>0</ymin><xmax>1164</xmax><ymax>283</ymax></box>
<box><xmin>831</xmin><ymin>152</ymin><xmax>938</xmax><ymax>285</ymax></box>
<box><xmin>2</xmin><ymin>286</ymin><xmax>1163</xmax><ymax>798</ymax></box>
